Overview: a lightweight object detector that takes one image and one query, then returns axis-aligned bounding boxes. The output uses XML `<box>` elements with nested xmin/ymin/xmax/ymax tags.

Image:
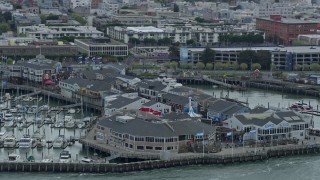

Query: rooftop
<box><xmin>127</xmin><ymin>26</ymin><xmax>164</xmax><ymax>33</ymax></box>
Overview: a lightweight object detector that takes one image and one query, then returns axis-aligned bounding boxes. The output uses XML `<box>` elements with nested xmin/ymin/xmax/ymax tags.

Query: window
<box><xmin>137</xmin><ymin>146</ymin><xmax>144</xmax><ymax>150</ymax></box>
<box><xmin>146</xmin><ymin>146</ymin><xmax>153</xmax><ymax>150</ymax></box>
<box><xmin>155</xmin><ymin>147</ymin><xmax>162</xmax><ymax>150</ymax></box>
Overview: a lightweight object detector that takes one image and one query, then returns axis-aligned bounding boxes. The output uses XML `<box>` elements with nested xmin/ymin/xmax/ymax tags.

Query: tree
<box><xmin>195</xmin><ymin>17</ymin><xmax>206</xmax><ymax>23</ymax></box>
<box><xmin>295</xmin><ymin>64</ymin><xmax>302</xmax><ymax>71</ymax></box>
<box><xmin>206</xmin><ymin>63</ymin><xmax>213</xmax><ymax>70</ymax></box>
<box><xmin>310</xmin><ymin>63</ymin><xmax>320</xmax><ymax>71</ymax></box>
<box><xmin>238</xmin><ymin>50</ymin><xmax>257</xmax><ymax>70</ymax></box>
<box><xmin>214</xmin><ymin>62</ymin><xmax>224</xmax><ymax>70</ymax></box>
<box><xmin>0</xmin><ymin>23</ymin><xmax>9</xmax><ymax>34</ymax></box>
<box><xmin>223</xmin><ymin>62</ymin><xmax>231</xmax><ymax>70</ymax></box>
<box><xmin>170</xmin><ymin>61</ymin><xmax>178</xmax><ymax>70</ymax></box>
<box><xmin>6</xmin><ymin>58</ymin><xmax>13</xmax><ymax>65</ymax></box>
<box><xmin>173</xmin><ymin>3</ymin><xmax>179</xmax><ymax>12</ymax></box>
<box><xmin>231</xmin><ymin>62</ymin><xmax>239</xmax><ymax>70</ymax></box>
<box><xmin>158</xmin><ymin>37</ymin><xmax>172</xmax><ymax>46</ymax></box>
<box><xmin>202</xmin><ymin>47</ymin><xmax>215</xmax><ymax>64</ymax></box>
<box><xmin>46</xmin><ymin>14</ymin><xmax>59</xmax><ymax>20</ymax></box>
<box><xmin>169</xmin><ymin>45</ymin><xmax>180</xmax><ymax>59</ymax></box>
<box><xmin>196</xmin><ymin>62</ymin><xmax>205</xmax><ymax>69</ymax></box>
<box><xmin>187</xmin><ymin>63</ymin><xmax>193</xmax><ymax>69</ymax></box>
<box><xmin>240</xmin><ymin>63</ymin><xmax>248</xmax><ymax>70</ymax></box>
<box><xmin>256</xmin><ymin>50</ymin><xmax>271</xmax><ymax>70</ymax></box>
<box><xmin>271</xmin><ymin>63</ymin><xmax>277</xmax><ymax>71</ymax></box>
<box><xmin>71</xmin><ymin>13</ymin><xmax>87</xmax><ymax>25</ymax></box>
<box><xmin>186</xmin><ymin>39</ymin><xmax>195</xmax><ymax>45</ymax></box>
<box><xmin>129</xmin><ymin>37</ymin><xmax>140</xmax><ymax>44</ymax></box>
<box><xmin>143</xmin><ymin>38</ymin><xmax>157</xmax><ymax>45</ymax></box>
<box><xmin>3</xmin><ymin>12</ymin><xmax>12</xmax><ymax>22</ymax></box>
<box><xmin>180</xmin><ymin>64</ymin><xmax>188</xmax><ymax>69</ymax></box>
<box><xmin>252</xmin><ymin>63</ymin><xmax>261</xmax><ymax>70</ymax></box>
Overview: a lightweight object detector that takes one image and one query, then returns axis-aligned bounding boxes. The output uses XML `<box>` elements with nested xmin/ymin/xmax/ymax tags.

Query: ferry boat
<box><xmin>59</xmin><ymin>150</ymin><xmax>71</xmax><ymax>163</ymax></box>
<box><xmin>3</xmin><ymin>136</ymin><xmax>16</xmax><ymax>148</ymax></box>
<box><xmin>290</xmin><ymin>101</ymin><xmax>313</xmax><ymax>111</ymax></box>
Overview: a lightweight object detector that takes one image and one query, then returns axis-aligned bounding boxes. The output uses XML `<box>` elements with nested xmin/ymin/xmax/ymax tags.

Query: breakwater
<box><xmin>0</xmin><ymin>145</ymin><xmax>319</xmax><ymax>173</ymax></box>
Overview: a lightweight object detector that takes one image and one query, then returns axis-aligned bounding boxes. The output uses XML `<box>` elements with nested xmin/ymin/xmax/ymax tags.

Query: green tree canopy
<box><xmin>71</xmin><ymin>13</ymin><xmax>87</xmax><ymax>25</ymax></box>
<box><xmin>311</xmin><ymin>63</ymin><xmax>320</xmax><ymax>71</ymax></box>
<box><xmin>214</xmin><ymin>62</ymin><xmax>224</xmax><ymax>70</ymax></box>
<box><xmin>169</xmin><ymin>45</ymin><xmax>180</xmax><ymax>59</ymax></box>
<box><xmin>0</xmin><ymin>23</ymin><xmax>9</xmax><ymax>35</ymax></box>
<box><xmin>256</xmin><ymin>50</ymin><xmax>271</xmax><ymax>70</ymax></box>
<box><xmin>202</xmin><ymin>47</ymin><xmax>215</xmax><ymax>64</ymax></box>
<box><xmin>129</xmin><ymin>37</ymin><xmax>140</xmax><ymax>44</ymax></box>
<box><xmin>252</xmin><ymin>63</ymin><xmax>262</xmax><ymax>70</ymax></box>
<box><xmin>196</xmin><ymin>62</ymin><xmax>205</xmax><ymax>69</ymax></box>
<box><xmin>239</xmin><ymin>63</ymin><xmax>248</xmax><ymax>70</ymax></box>
<box><xmin>238</xmin><ymin>50</ymin><xmax>257</xmax><ymax>70</ymax></box>
<box><xmin>206</xmin><ymin>63</ymin><xmax>213</xmax><ymax>70</ymax></box>
<box><xmin>170</xmin><ymin>61</ymin><xmax>178</xmax><ymax>70</ymax></box>
<box><xmin>6</xmin><ymin>58</ymin><xmax>13</xmax><ymax>65</ymax></box>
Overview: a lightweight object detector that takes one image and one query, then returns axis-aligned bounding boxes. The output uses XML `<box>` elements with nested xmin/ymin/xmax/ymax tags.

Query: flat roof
<box><xmin>258</xmin><ymin>17</ymin><xmax>317</xmax><ymax>24</ymax></box>
<box><xmin>75</xmin><ymin>39</ymin><xmax>126</xmax><ymax>46</ymax></box>
<box><xmin>185</xmin><ymin>46</ymin><xmax>320</xmax><ymax>53</ymax></box>
<box><xmin>127</xmin><ymin>26</ymin><xmax>164</xmax><ymax>33</ymax></box>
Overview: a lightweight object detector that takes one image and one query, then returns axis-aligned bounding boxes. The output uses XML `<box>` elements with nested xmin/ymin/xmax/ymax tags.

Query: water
<box><xmin>3</xmin><ymin>86</ymin><xmax>320</xmax><ymax>179</ymax></box>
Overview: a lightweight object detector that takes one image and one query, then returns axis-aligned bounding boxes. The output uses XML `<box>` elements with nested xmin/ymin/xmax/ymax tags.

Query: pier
<box><xmin>0</xmin><ymin>144</ymin><xmax>319</xmax><ymax>173</ymax></box>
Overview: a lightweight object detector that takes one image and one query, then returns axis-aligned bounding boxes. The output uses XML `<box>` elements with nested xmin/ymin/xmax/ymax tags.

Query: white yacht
<box><xmin>4</xmin><ymin>136</ymin><xmax>16</xmax><ymax>148</ymax></box>
<box><xmin>3</xmin><ymin>112</ymin><xmax>13</xmax><ymax>121</ymax></box>
<box><xmin>59</xmin><ymin>150</ymin><xmax>71</xmax><ymax>163</ymax></box>
<box><xmin>53</xmin><ymin>135</ymin><xmax>65</xmax><ymax>149</ymax></box>
<box><xmin>19</xmin><ymin>136</ymin><xmax>33</xmax><ymax>149</ymax></box>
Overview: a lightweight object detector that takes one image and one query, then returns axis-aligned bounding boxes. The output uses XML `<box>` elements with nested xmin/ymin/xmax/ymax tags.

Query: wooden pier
<box><xmin>0</xmin><ymin>144</ymin><xmax>319</xmax><ymax>173</ymax></box>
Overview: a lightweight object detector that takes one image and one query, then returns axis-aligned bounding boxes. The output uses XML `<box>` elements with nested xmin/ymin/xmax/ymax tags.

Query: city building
<box><xmin>256</xmin><ymin>15</ymin><xmax>318</xmax><ymax>45</ymax></box>
<box><xmin>223</xmin><ymin>110</ymin><xmax>312</xmax><ymax>142</ymax></box>
<box><xmin>95</xmin><ymin>114</ymin><xmax>213</xmax><ymax>154</ymax></box>
<box><xmin>17</xmin><ymin>25</ymin><xmax>104</xmax><ymax>40</ymax></box>
<box><xmin>180</xmin><ymin>46</ymin><xmax>320</xmax><ymax>70</ymax></box>
<box><xmin>74</xmin><ymin>38</ymin><xmax>128</xmax><ymax>57</ymax></box>
<box><xmin>254</xmin><ymin>1</ymin><xmax>293</xmax><ymax>18</ymax></box>
<box><xmin>9</xmin><ymin>54</ymin><xmax>61</xmax><ymax>85</ymax></box>
<box><xmin>297</xmin><ymin>34</ymin><xmax>320</xmax><ymax>45</ymax></box>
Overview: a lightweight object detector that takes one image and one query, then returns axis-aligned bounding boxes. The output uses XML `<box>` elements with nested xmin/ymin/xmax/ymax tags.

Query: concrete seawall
<box><xmin>0</xmin><ymin>145</ymin><xmax>319</xmax><ymax>173</ymax></box>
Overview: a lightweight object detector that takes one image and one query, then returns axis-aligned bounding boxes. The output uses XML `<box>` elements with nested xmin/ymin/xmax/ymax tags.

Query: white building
<box><xmin>96</xmin><ymin>0</ymin><xmax>119</xmax><ymax>16</ymax></box>
<box><xmin>224</xmin><ymin>110</ymin><xmax>312</xmax><ymax>142</ymax></box>
<box><xmin>70</xmin><ymin>0</ymin><xmax>91</xmax><ymax>8</ymax></box>
<box><xmin>17</xmin><ymin>25</ymin><xmax>104</xmax><ymax>40</ymax></box>
<box><xmin>75</xmin><ymin>38</ymin><xmax>128</xmax><ymax>56</ymax></box>
<box><xmin>104</xmin><ymin>93</ymin><xmax>150</xmax><ymax>116</ymax></box>
<box><xmin>254</xmin><ymin>1</ymin><xmax>293</xmax><ymax>18</ymax></box>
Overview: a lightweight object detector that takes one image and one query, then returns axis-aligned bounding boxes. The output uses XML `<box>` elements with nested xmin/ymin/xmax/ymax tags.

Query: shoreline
<box><xmin>0</xmin><ymin>144</ymin><xmax>319</xmax><ymax>173</ymax></box>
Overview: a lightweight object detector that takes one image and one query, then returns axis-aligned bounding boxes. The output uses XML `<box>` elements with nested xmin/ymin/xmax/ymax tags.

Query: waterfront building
<box><xmin>180</xmin><ymin>46</ymin><xmax>320</xmax><ymax>70</ymax></box>
<box><xmin>224</xmin><ymin>110</ymin><xmax>312</xmax><ymax>142</ymax></box>
<box><xmin>135</xmin><ymin>80</ymin><xmax>168</xmax><ymax>100</ymax></box>
<box><xmin>206</xmin><ymin>99</ymin><xmax>250</xmax><ymax>123</ymax></box>
<box><xmin>104</xmin><ymin>93</ymin><xmax>150</xmax><ymax>116</ymax></box>
<box><xmin>95</xmin><ymin>114</ymin><xmax>213</xmax><ymax>153</ymax></box>
<box><xmin>17</xmin><ymin>25</ymin><xmax>104</xmax><ymax>40</ymax></box>
<box><xmin>59</xmin><ymin>77</ymin><xmax>118</xmax><ymax>108</ymax></box>
<box><xmin>9</xmin><ymin>55</ymin><xmax>61</xmax><ymax>85</ymax></box>
<box><xmin>74</xmin><ymin>38</ymin><xmax>128</xmax><ymax>57</ymax></box>
<box><xmin>256</xmin><ymin>15</ymin><xmax>318</xmax><ymax>45</ymax></box>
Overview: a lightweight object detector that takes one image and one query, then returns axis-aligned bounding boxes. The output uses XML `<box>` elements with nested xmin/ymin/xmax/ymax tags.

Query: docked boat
<box><xmin>59</xmin><ymin>150</ymin><xmax>71</xmax><ymax>163</ymax></box>
<box><xmin>290</xmin><ymin>101</ymin><xmax>313</xmax><ymax>111</ymax></box>
<box><xmin>3</xmin><ymin>136</ymin><xmax>16</xmax><ymax>148</ymax></box>
<box><xmin>31</xmin><ymin>130</ymin><xmax>44</xmax><ymax>140</ymax></box>
<box><xmin>0</xmin><ymin>131</ymin><xmax>7</xmax><ymax>143</ymax></box>
<box><xmin>19</xmin><ymin>135</ymin><xmax>33</xmax><ymax>149</ymax></box>
<box><xmin>14</xmin><ymin>114</ymin><xmax>23</xmax><ymax>123</ymax></box>
<box><xmin>3</xmin><ymin>112</ymin><xmax>13</xmax><ymax>121</ymax></box>
<box><xmin>8</xmin><ymin>153</ymin><xmax>21</xmax><ymax>162</ymax></box>
<box><xmin>76</xmin><ymin>120</ymin><xmax>86</xmax><ymax>129</ymax></box>
<box><xmin>53</xmin><ymin>135</ymin><xmax>65</xmax><ymax>149</ymax></box>
<box><xmin>23</xmin><ymin>96</ymin><xmax>33</xmax><ymax>102</ymax></box>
